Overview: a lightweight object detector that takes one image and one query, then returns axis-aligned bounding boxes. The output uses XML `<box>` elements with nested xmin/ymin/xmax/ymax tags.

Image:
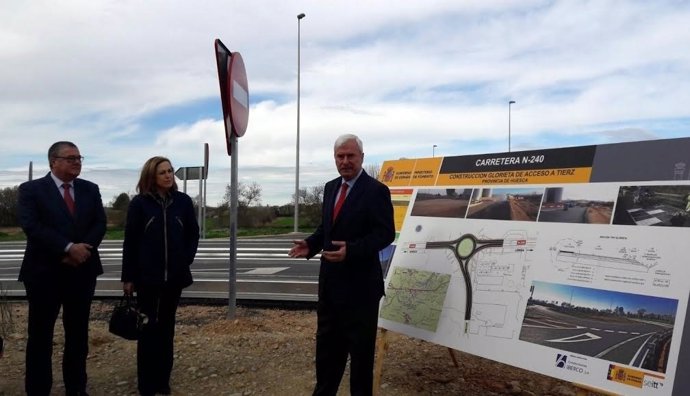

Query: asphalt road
<box><xmin>520</xmin><ymin>305</ymin><xmax>673</xmax><ymax>373</ymax></box>
<box><xmin>0</xmin><ymin>234</ymin><xmax>320</xmax><ymax>301</ymax></box>
<box><xmin>468</xmin><ymin>200</ymin><xmax>511</xmax><ymax>220</ymax></box>
<box><xmin>539</xmin><ymin>206</ymin><xmax>588</xmax><ymax>223</ymax></box>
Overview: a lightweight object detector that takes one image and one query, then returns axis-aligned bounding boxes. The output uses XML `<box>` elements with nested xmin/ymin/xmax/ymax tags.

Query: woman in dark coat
<box><xmin>121</xmin><ymin>156</ymin><xmax>199</xmax><ymax>395</ymax></box>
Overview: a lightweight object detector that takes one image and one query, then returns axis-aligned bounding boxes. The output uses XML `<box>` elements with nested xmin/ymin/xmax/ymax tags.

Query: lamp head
<box><xmin>297</xmin><ymin>13</ymin><xmax>306</xmax><ymax>19</ymax></box>
<box><xmin>509</xmin><ymin>100</ymin><xmax>516</xmax><ymax>105</ymax></box>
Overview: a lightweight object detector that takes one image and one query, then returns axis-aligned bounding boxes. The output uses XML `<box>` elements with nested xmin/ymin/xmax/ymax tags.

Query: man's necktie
<box><xmin>63</xmin><ymin>183</ymin><xmax>75</xmax><ymax>215</ymax></box>
<box><xmin>333</xmin><ymin>183</ymin><xmax>349</xmax><ymax>221</ymax></box>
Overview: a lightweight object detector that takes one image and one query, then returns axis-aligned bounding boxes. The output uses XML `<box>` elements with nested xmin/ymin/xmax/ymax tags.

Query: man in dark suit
<box><xmin>18</xmin><ymin>141</ymin><xmax>106</xmax><ymax>396</ymax></box>
<box><xmin>289</xmin><ymin>134</ymin><xmax>395</xmax><ymax>396</ymax></box>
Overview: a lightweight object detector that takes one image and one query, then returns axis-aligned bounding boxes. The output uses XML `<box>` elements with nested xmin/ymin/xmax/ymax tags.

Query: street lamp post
<box><xmin>294</xmin><ymin>13</ymin><xmax>305</xmax><ymax>233</ymax></box>
<box><xmin>433</xmin><ymin>144</ymin><xmax>437</xmax><ymax>157</ymax></box>
<box><xmin>508</xmin><ymin>100</ymin><xmax>516</xmax><ymax>152</ymax></box>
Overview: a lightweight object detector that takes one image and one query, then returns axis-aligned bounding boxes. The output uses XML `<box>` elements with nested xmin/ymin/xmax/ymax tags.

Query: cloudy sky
<box><xmin>2</xmin><ymin>0</ymin><xmax>689</xmax><ymax>206</ymax></box>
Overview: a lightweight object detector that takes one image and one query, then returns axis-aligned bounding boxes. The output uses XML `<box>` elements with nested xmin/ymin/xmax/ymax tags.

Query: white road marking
<box><xmin>547</xmin><ymin>332</ymin><xmax>602</xmax><ymax>343</ymax></box>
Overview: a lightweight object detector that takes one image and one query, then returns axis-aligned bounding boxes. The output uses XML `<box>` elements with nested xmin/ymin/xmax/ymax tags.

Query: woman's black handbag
<box><xmin>109</xmin><ymin>294</ymin><xmax>147</xmax><ymax>340</ymax></box>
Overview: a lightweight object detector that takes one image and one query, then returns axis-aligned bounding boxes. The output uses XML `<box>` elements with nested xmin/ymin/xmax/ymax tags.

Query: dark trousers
<box><xmin>313</xmin><ymin>298</ymin><xmax>381</xmax><ymax>396</ymax></box>
<box><xmin>136</xmin><ymin>283</ymin><xmax>182</xmax><ymax>394</ymax></box>
<box><xmin>24</xmin><ymin>274</ymin><xmax>96</xmax><ymax>396</ymax></box>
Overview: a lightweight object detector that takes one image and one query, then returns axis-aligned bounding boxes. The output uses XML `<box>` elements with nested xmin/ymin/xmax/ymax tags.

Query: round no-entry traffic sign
<box><xmin>227</xmin><ymin>52</ymin><xmax>249</xmax><ymax>137</ymax></box>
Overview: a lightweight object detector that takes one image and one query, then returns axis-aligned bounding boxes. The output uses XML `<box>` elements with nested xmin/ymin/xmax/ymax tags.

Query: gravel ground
<box><xmin>0</xmin><ymin>300</ymin><xmax>593</xmax><ymax>395</ymax></box>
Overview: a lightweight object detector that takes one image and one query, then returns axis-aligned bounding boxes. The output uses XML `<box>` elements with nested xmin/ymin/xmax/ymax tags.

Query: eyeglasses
<box><xmin>55</xmin><ymin>156</ymin><xmax>84</xmax><ymax>163</ymax></box>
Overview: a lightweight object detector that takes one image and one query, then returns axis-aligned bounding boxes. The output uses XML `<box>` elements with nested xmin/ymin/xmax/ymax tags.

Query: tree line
<box><xmin>0</xmin><ymin>163</ymin><xmax>380</xmax><ymax>230</ymax></box>
<box><xmin>0</xmin><ymin>183</ymin><xmax>325</xmax><ymax>230</ymax></box>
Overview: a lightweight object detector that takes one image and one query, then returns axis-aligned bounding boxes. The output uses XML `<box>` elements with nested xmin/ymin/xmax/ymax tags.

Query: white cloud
<box><xmin>1</xmin><ymin>0</ymin><xmax>690</xmax><ymax>205</ymax></box>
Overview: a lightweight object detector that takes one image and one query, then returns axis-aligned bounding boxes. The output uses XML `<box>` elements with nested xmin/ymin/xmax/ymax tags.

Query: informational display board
<box><xmin>377</xmin><ymin>137</ymin><xmax>690</xmax><ymax>395</ymax></box>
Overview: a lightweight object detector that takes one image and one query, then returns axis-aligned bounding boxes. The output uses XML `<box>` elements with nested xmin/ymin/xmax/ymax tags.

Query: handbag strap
<box><xmin>120</xmin><ymin>293</ymin><xmax>136</xmax><ymax>308</ymax></box>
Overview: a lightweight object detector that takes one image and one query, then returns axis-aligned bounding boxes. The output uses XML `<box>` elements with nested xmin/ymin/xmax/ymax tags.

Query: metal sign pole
<box><xmin>228</xmin><ymin>135</ymin><xmax>238</xmax><ymax>319</ymax></box>
<box><xmin>198</xmin><ymin>166</ymin><xmax>203</xmax><ymax>235</ymax></box>
<box><xmin>203</xmin><ymin>143</ymin><xmax>209</xmax><ymax>239</ymax></box>
<box><xmin>202</xmin><ymin>175</ymin><xmax>207</xmax><ymax>239</ymax></box>
<box><xmin>215</xmin><ymin>41</ymin><xmax>247</xmax><ymax>320</ymax></box>
<box><xmin>183</xmin><ymin>168</ymin><xmax>188</xmax><ymax>194</ymax></box>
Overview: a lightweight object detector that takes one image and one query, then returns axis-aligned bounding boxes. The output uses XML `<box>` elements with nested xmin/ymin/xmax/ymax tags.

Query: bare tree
<box><xmin>0</xmin><ymin>186</ymin><xmax>19</xmax><ymax>227</ymax></box>
<box><xmin>364</xmin><ymin>162</ymin><xmax>381</xmax><ymax>179</ymax></box>
<box><xmin>291</xmin><ymin>187</ymin><xmax>308</xmax><ymax>206</ymax></box>
<box><xmin>220</xmin><ymin>182</ymin><xmax>268</xmax><ymax>228</ymax></box>
<box><xmin>299</xmin><ymin>185</ymin><xmax>325</xmax><ymax>227</ymax></box>
<box><xmin>304</xmin><ymin>185</ymin><xmax>324</xmax><ymax>206</ymax></box>
<box><xmin>239</xmin><ymin>181</ymin><xmax>262</xmax><ymax>207</ymax></box>
<box><xmin>222</xmin><ymin>181</ymin><xmax>263</xmax><ymax>208</ymax></box>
